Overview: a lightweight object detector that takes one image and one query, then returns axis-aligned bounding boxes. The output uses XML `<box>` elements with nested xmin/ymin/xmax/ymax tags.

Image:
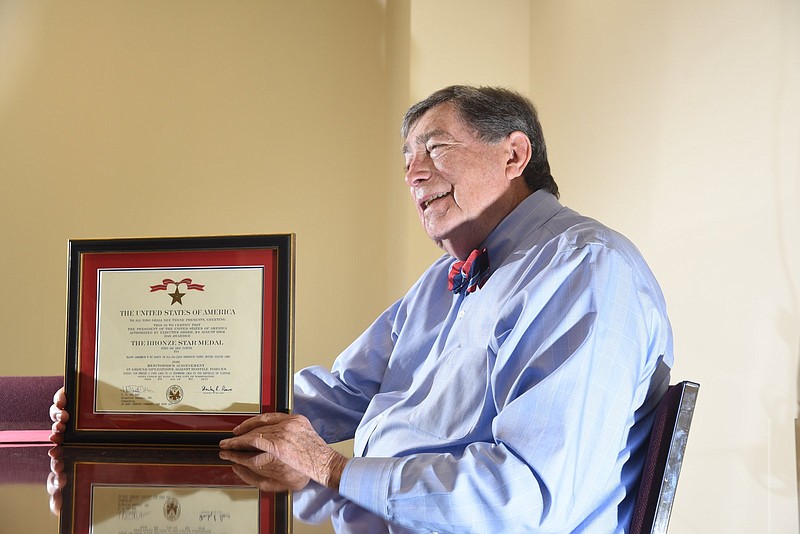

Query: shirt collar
<box><xmin>480</xmin><ymin>190</ymin><xmax>563</xmax><ymax>269</ymax></box>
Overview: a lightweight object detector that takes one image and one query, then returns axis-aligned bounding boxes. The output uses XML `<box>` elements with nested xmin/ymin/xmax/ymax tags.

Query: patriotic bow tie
<box><xmin>447</xmin><ymin>248</ymin><xmax>490</xmax><ymax>294</ymax></box>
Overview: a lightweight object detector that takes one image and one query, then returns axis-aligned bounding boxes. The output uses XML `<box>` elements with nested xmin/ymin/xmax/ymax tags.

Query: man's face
<box><xmin>403</xmin><ymin>102</ymin><xmax>529</xmax><ymax>260</ymax></box>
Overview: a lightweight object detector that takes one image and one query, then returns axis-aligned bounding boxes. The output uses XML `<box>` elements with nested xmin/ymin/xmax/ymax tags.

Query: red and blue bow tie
<box><xmin>447</xmin><ymin>248</ymin><xmax>490</xmax><ymax>294</ymax></box>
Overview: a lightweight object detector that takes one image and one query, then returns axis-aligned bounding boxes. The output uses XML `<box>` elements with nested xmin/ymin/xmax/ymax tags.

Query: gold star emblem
<box><xmin>169</xmin><ymin>289</ymin><xmax>185</xmax><ymax>305</ymax></box>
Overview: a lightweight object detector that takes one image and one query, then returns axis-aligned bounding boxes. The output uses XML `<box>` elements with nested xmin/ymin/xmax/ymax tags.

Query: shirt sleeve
<box><xmin>338</xmin><ymin>242</ymin><xmax>673</xmax><ymax>532</ymax></box>
<box><xmin>293</xmin><ymin>299</ymin><xmax>400</xmax><ymax>443</ymax></box>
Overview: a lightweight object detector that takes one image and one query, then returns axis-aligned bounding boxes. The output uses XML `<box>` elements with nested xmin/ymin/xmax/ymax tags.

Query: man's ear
<box><xmin>505</xmin><ymin>131</ymin><xmax>532</xmax><ymax>181</ymax></box>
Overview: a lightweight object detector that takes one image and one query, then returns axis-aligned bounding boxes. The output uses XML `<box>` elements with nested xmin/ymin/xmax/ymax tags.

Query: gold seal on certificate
<box><xmin>62</xmin><ymin>235</ymin><xmax>294</xmax><ymax>445</ymax></box>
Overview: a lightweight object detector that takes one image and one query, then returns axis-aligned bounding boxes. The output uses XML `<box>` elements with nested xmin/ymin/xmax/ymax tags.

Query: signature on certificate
<box><xmin>201</xmin><ymin>385</ymin><xmax>234</xmax><ymax>393</ymax></box>
<box><xmin>123</xmin><ymin>385</ymin><xmax>154</xmax><ymax>394</ymax></box>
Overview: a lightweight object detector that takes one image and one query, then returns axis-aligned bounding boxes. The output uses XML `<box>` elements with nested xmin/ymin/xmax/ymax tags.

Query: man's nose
<box><xmin>404</xmin><ymin>153</ymin><xmax>432</xmax><ymax>186</ymax></box>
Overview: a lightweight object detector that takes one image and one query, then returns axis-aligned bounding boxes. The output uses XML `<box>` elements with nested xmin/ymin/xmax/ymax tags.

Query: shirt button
<box><xmin>457</xmin><ymin>310</ymin><xmax>465</xmax><ymax>319</ymax></box>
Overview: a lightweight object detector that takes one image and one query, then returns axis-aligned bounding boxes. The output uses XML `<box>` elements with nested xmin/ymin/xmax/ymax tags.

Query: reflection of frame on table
<box><xmin>58</xmin><ymin>447</ymin><xmax>289</xmax><ymax>534</ymax></box>
<box><xmin>63</xmin><ymin>234</ymin><xmax>294</xmax><ymax>446</ymax></box>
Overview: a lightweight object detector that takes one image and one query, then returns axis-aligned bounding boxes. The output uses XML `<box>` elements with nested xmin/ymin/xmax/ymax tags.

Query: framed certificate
<box><xmin>62</xmin><ymin>234</ymin><xmax>294</xmax><ymax>445</ymax></box>
<box><xmin>58</xmin><ymin>447</ymin><xmax>289</xmax><ymax>534</ymax></box>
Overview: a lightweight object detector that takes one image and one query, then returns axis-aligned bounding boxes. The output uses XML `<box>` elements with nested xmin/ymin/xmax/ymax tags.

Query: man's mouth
<box><xmin>421</xmin><ymin>192</ymin><xmax>450</xmax><ymax>209</ymax></box>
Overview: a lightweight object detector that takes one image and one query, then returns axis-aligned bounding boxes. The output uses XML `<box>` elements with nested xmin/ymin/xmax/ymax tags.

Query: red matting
<box><xmin>74</xmin><ymin>248</ymin><xmax>277</xmax><ymax>432</ymax></box>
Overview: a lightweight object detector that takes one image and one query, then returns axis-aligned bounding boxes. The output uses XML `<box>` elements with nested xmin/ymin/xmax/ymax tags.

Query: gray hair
<box><xmin>402</xmin><ymin>85</ymin><xmax>558</xmax><ymax>197</ymax></box>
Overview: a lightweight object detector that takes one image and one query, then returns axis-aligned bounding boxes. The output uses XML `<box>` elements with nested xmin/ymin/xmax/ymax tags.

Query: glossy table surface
<box><xmin>0</xmin><ymin>443</ymin><xmax>417</xmax><ymax>534</ymax></box>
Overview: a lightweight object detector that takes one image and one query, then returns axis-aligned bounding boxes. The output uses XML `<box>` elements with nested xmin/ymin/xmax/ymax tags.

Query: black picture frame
<box><xmin>63</xmin><ymin>234</ymin><xmax>294</xmax><ymax>446</ymax></box>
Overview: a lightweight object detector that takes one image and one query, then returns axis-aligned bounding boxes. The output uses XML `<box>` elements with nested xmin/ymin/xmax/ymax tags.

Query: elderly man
<box><xmin>53</xmin><ymin>85</ymin><xmax>673</xmax><ymax>532</ymax></box>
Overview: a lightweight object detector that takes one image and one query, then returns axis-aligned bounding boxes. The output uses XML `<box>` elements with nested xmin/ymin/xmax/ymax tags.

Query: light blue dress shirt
<box><xmin>295</xmin><ymin>190</ymin><xmax>674</xmax><ymax>533</ymax></box>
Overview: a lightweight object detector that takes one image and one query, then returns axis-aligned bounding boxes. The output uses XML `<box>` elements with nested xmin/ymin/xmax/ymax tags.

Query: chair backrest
<box><xmin>0</xmin><ymin>375</ymin><xmax>63</xmax><ymax>430</ymax></box>
<box><xmin>630</xmin><ymin>380</ymin><xmax>699</xmax><ymax>534</ymax></box>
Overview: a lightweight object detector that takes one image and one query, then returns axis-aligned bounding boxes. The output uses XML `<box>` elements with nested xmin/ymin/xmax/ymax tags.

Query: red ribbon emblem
<box><xmin>149</xmin><ymin>278</ymin><xmax>205</xmax><ymax>292</ymax></box>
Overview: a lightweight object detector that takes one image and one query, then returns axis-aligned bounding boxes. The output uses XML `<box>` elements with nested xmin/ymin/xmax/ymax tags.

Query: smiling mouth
<box><xmin>422</xmin><ymin>192</ymin><xmax>450</xmax><ymax>209</ymax></box>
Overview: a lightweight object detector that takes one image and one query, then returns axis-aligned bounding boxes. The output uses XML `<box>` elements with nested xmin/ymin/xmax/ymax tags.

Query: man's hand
<box><xmin>49</xmin><ymin>387</ymin><xmax>68</xmax><ymax>445</ymax></box>
<box><xmin>220</xmin><ymin>450</ymin><xmax>311</xmax><ymax>492</ymax></box>
<box><xmin>219</xmin><ymin>412</ymin><xmax>348</xmax><ymax>491</ymax></box>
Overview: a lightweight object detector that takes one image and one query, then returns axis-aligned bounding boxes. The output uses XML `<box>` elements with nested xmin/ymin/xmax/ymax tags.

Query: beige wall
<box><xmin>529</xmin><ymin>2</ymin><xmax>799</xmax><ymax>532</ymax></box>
<box><xmin>0</xmin><ymin>0</ymin><xmax>392</xmax><ymax>380</ymax></box>
<box><xmin>1</xmin><ymin>1</ymin><xmax>798</xmax><ymax>532</ymax></box>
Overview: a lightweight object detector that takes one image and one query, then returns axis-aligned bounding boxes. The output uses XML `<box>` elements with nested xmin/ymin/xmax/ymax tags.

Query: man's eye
<box><xmin>427</xmin><ymin>144</ymin><xmax>443</xmax><ymax>157</ymax></box>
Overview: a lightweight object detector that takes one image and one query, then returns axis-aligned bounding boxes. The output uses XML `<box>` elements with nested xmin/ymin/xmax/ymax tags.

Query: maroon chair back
<box><xmin>0</xmin><ymin>375</ymin><xmax>63</xmax><ymax>430</ymax></box>
<box><xmin>630</xmin><ymin>380</ymin><xmax>699</xmax><ymax>534</ymax></box>
<box><xmin>0</xmin><ymin>375</ymin><xmax>63</xmax><ymax>484</ymax></box>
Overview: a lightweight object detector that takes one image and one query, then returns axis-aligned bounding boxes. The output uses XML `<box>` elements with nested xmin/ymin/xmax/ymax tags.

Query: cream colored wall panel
<box><xmin>0</xmin><ymin>1</ymin><xmax>391</xmax><ymax>380</ymax></box>
<box><xmin>530</xmin><ymin>1</ymin><xmax>800</xmax><ymax>532</ymax></box>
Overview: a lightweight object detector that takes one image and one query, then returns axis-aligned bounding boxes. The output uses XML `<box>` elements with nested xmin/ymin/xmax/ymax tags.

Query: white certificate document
<box><xmin>94</xmin><ymin>267</ymin><xmax>264</xmax><ymax>414</ymax></box>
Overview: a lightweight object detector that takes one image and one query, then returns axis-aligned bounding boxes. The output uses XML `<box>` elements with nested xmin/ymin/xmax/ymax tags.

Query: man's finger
<box><xmin>232</xmin><ymin>412</ymin><xmax>287</xmax><ymax>436</ymax></box>
<box><xmin>53</xmin><ymin>387</ymin><xmax>67</xmax><ymax>409</ymax></box>
<box><xmin>218</xmin><ymin>433</ymin><xmax>263</xmax><ymax>452</ymax></box>
<box><xmin>49</xmin><ymin>428</ymin><xmax>63</xmax><ymax>445</ymax></box>
<box><xmin>50</xmin><ymin>405</ymin><xmax>68</xmax><ymax>425</ymax></box>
